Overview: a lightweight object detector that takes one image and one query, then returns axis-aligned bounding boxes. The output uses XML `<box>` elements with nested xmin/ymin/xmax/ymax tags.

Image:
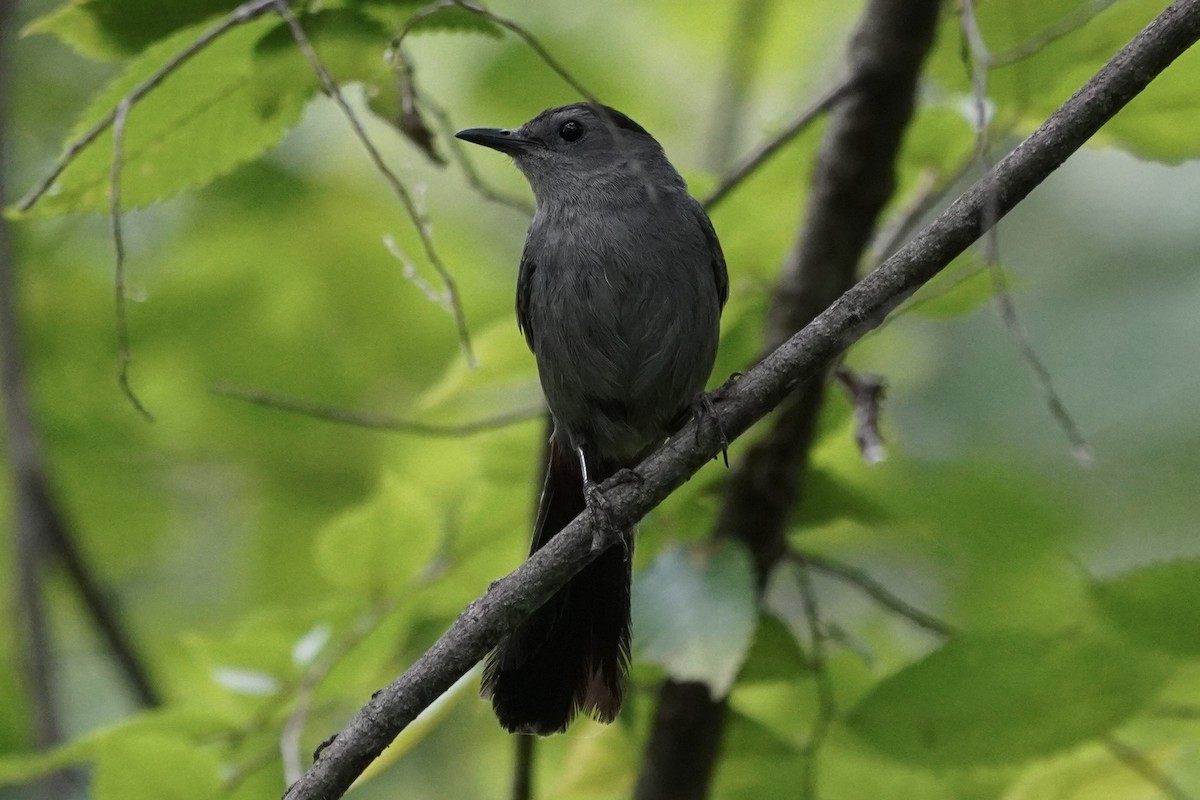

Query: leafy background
<box><xmin>2</xmin><ymin>0</ymin><xmax>1200</xmax><ymax>798</ymax></box>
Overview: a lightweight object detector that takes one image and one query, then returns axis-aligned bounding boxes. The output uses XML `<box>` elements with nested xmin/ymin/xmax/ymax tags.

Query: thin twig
<box><xmin>44</xmin><ymin>486</ymin><xmax>161</xmax><ymax>706</ymax></box>
<box><xmin>414</xmin><ymin>0</ymin><xmax>599</xmax><ymax>102</ymax></box>
<box><xmin>795</xmin><ymin>561</ymin><xmax>835</xmax><ymax>800</ymax></box>
<box><xmin>282</xmin><ymin>608</ymin><xmax>390</xmax><ymax>785</ymax></box>
<box><xmin>389</xmin><ymin>46</ymin><xmax>444</xmax><ymax>166</ymax></box>
<box><xmin>19</xmin><ymin>0</ymin><xmax>279</xmax><ymax>417</ymax></box>
<box><xmin>273</xmin><ymin>0</ymin><xmax>476</xmax><ymax>366</ymax></box>
<box><xmin>419</xmin><ymin>2</ymin><xmax>666</xmax><ymax>197</ymax></box>
<box><xmin>868</xmin><ymin>152</ymin><xmax>976</xmax><ymax>266</ymax></box>
<box><xmin>109</xmin><ymin>99</ymin><xmax>154</xmax><ymax>420</ymax></box>
<box><xmin>961</xmin><ymin>0</ymin><xmax>1093</xmax><ymax>464</ymax></box>
<box><xmin>795</xmin><ymin>551</ymin><xmax>956</xmax><ymax>638</ymax></box>
<box><xmin>384</xmin><ymin>235</ymin><xmax>444</xmax><ymax>306</ymax></box>
<box><xmin>391</xmin><ymin>0</ymin><xmax>597</xmax><ymax>103</ymax></box>
<box><xmin>991</xmin><ymin>0</ymin><xmax>1123</xmax><ymax>67</ymax></box>
<box><xmin>423</xmin><ymin>94</ymin><xmax>533</xmax><ymax>214</ymax></box>
<box><xmin>212</xmin><ymin>383</ymin><xmax>543</xmax><ymax>436</ymax></box>
<box><xmin>385</xmin><ymin>46</ymin><xmax>530</xmax><ymax>212</ymax></box>
<box><xmin>16</xmin><ymin>0</ymin><xmax>277</xmax><ymax>213</ymax></box>
<box><xmin>1103</xmin><ymin>735</ymin><xmax>1192</xmax><ymax>800</ymax></box>
<box><xmin>988</xmin><ymin>264</ymin><xmax>1094</xmax><ymax>462</ymax></box>
<box><xmin>702</xmin><ymin>76</ymin><xmax>851</xmax><ymax>211</ymax></box>
<box><xmin>832</xmin><ymin>366</ymin><xmax>886</xmax><ymax>464</ymax></box>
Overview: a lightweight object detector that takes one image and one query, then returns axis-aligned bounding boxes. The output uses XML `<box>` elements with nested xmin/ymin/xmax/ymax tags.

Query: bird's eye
<box><xmin>559</xmin><ymin>120</ymin><xmax>584</xmax><ymax>142</ymax></box>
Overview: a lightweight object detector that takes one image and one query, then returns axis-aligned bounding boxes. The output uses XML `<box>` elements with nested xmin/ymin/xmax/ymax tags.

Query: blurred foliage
<box><xmin>2</xmin><ymin>0</ymin><xmax>1200</xmax><ymax>798</ymax></box>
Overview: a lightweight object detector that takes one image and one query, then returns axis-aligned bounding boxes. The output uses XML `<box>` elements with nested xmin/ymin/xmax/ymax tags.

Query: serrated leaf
<box><xmin>314</xmin><ymin>473</ymin><xmax>441</xmax><ymax>595</ymax></box>
<box><xmin>21</xmin><ymin>14</ymin><xmax>309</xmax><ymax>217</ymax></box>
<box><xmin>847</xmin><ymin>629</ymin><xmax>1174</xmax><ymax>767</ymax></box>
<box><xmin>633</xmin><ymin>541</ymin><xmax>758</xmax><ymax>697</ymax></box>
<box><xmin>22</xmin><ymin>0</ymin><xmax>237</xmax><ymax>61</ymax></box>
<box><xmin>1091</xmin><ymin>558</ymin><xmax>1200</xmax><ymax>657</ymax></box>
<box><xmin>93</xmin><ymin>732</ymin><xmax>222</xmax><ymax>800</ymax></box>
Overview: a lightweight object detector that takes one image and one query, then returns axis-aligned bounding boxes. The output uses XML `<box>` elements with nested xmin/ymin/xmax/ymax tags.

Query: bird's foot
<box><xmin>583</xmin><ymin>479</ymin><xmax>619</xmax><ymax>553</ymax></box>
<box><xmin>691</xmin><ymin>391</ymin><xmax>730</xmax><ymax>467</ymax></box>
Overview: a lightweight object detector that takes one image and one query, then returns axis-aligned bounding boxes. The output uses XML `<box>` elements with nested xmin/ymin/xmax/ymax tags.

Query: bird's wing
<box><xmin>516</xmin><ymin>251</ymin><xmax>537</xmax><ymax>350</ymax></box>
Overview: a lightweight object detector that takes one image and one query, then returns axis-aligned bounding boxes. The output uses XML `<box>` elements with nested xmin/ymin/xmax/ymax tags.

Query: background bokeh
<box><xmin>2</xmin><ymin>0</ymin><xmax>1199</xmax><ymax>797</ymax></box>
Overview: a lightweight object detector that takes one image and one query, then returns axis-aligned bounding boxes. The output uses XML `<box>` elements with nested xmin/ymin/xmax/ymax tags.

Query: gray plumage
<box><xmin>457</xmin><ymin>103</ymin><xmax>728</xmax><ymax>734</ymax></box>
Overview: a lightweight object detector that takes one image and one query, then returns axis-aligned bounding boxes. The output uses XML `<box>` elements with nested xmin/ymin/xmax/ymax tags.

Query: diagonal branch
<box><xmin>282</xmin><ymin>4</ymin><xmax>1200</xmax><ymax>797</ymax></box>
<box><xmin>641</xmin><ymin>1</ymin><xmax>943</xmax><ymax>796</ymax></box>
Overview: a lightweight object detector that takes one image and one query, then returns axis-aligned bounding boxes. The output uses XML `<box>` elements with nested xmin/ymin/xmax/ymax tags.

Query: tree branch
<box><xmin>14</xmin><ymin>0</ymin><xmax>277</xmax><ymax>213</ymax></box>
<box><xmin>282</xmin><ymin>3</ymin><xmax>1200</xmax><ymax>797</ymax></box>
<box><xmin>211</xmin><ymin>383</ymin><xmax>543</xmax><ymax>436</ymax></box>
<box><xmin>641</xmin><ymin>0</ymin><xmax>943</xmax><ymax>794</ymax></box>
<box><xmin>272</xmin><ymin>0</ymin><xmax>476</xmax><ymax>366</ymax></box>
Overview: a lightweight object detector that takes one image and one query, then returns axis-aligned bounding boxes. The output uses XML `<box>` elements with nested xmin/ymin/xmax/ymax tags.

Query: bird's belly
<box><xmin>532</xmin><ymin>277</ymin><xmax>717</xmax><ymax>460</ymax></box>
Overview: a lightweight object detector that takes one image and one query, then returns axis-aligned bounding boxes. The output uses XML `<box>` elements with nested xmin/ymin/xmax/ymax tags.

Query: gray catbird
<box><xmin>456</xmin><ymin>103</ymin><xmax>728</xmax><ymax>734</ymax></box>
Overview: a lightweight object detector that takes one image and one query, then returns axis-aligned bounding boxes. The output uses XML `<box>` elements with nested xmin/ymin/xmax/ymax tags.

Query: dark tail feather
<box><xmin>482</xmin><ymin>440</ymin><xmax>632</xmax><ymax>735</ymax></box>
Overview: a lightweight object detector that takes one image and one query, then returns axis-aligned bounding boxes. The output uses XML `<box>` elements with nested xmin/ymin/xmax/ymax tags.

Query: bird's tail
<box><xmin>482</xmin><ymin>439</ymin><xmax>632</xmax><ymax>735</ymax></box>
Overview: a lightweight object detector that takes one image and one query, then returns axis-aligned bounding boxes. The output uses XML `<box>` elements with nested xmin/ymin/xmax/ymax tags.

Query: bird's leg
<box><xmin>575</xmin><ymin>446</ymin><xmax>626</xmax><ymax>553</ymax></box>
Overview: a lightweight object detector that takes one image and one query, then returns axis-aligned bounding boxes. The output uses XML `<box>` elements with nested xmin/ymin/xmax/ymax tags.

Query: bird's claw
<box><xmin>583</xmin><ymin>480</ymin><xmax>621</xmax><ymax>553</ymax></box>
<box><xmin>692</xmin><ymin>392</ymin><xmax>730</xmax><ymax>467</ymax></box>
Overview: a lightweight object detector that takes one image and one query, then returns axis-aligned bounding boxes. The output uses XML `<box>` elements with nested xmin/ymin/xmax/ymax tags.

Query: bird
<box><xmin>456</xmin><ymin>103</ymin><xmax>728</xmax><ymax>734</ymax></box>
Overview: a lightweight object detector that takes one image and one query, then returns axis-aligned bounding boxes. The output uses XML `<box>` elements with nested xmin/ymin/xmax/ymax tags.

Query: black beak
<box><xmin>454</xmin><ymin>127</ymin><xmax>537</xmax><ymax>154</ymax></box>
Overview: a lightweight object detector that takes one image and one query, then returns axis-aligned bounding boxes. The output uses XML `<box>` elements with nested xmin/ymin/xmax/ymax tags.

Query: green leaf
<box><xmin>0</xmin><ymin>709</ymin><xmax>236</xmax><ymax>787</ymax></box>
<box><xmin>252</xmin><ymin>9</ymin><xmax>391</xmax><ymax>85</ymax></box>
<box><xmin>22</xmin><ymin>0</ymin><xmax>237</xmax><ymax>61</ymax></box>
<box><xmin>1099</xmin><ymin>41</ymin><xmax>1200</xmax><ymax>162</ymax></box>
<box><xmin>925</xmin><ymin>0</ymin><xmax>1200</xmax><ymax>162</ymax></box>
<box><xmin>736</xmin><ymin>611</ymin><xmax>810</xmax><ymax>683</ymax></box>
<box><xmin>906</xmin><ymin>254</ymin><xmax>1007</xmax><ymax>320</ymax></box>
<box><xmin>0</xmin><ymin>736</ymin><xmax>99</xmax><ymax>786</ymax></box>
<box><xmin>93</xmin><ymin>732</ymin><xmax>222</xmax><ymax>800</ymax></box>
<box><xmin>1004</xmin><ymin>742</ymin><xmax>1178</xmax><ymax>800</ymax></box>
<box><xmin>847</xmin><ymin>628</ymin><xmax>1174</xmax><ymax>766</ymax></box>
<box><xmin>404</xmin><ymin>5</ymin><xmax>503</xmax><ymax>37</ymax></box>
<box><xmin>633</xmin><ymin>541</ymin><xmax>758</xmax><ymax>697</ymax></box>
<box><xmin>314</xmin><ymin>472</ymin><xmax>442</xmax><ymax>596</ymax></box>
<box><xmin>21</xmin><ymin>14</ymin><xmax>309</xmax><ymax>217</ymax></box>
<box><xmin>1091</xmin><ymin>558</ymin><xmax>1200</xmax><ymax>657</ymax></box>
<box><xmin>415</xmin><ymin>317</ymin><xmax>543</xmax><ymax>425</ymax></box>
